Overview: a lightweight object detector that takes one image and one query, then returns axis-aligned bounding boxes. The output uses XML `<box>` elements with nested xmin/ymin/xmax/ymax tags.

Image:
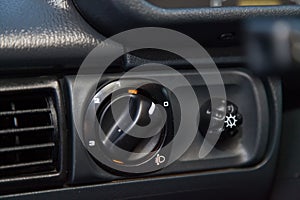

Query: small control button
<box><xmin>200</xmin><ymin>99</ymin><xmax>243</xmax><ymax>142</ymax></box>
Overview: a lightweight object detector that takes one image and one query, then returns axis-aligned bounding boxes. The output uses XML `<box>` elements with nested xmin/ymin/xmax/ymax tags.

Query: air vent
<box><xmin>0</xmin><ymin>92</ymin><xmax>59</xmax><ymax>178</ymax></box>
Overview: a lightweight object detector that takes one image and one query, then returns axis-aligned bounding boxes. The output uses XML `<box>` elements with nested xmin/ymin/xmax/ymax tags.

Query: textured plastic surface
<box><xmin>0</xmin><ymin>0</ymin><xmax>286</xmax><ymax>198</ymax></box>
<box><xmin>0</xmin><ymin>0</ymin><xmax>104</xmax><ymax>69</ymax></box>
<box><xmin>1</xmin><ymin>74</ymin><xmax>282</xmax><ymax>200</ymax></box>
<box><xmin>73</xmin><ymin>0</ymin><xmax>300</xmax><ymax>46</ymax></box>
<box><xmin>62</xmin><ymin>69</ymin><xmax>272</xmax><ymax>191</ymax></box>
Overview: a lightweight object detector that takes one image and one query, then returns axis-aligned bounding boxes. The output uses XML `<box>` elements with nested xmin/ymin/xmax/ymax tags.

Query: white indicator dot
<box><xmin>163</xmin><ymin>101</ymin><xmax>169</xmax><ymax>107</ymax></box>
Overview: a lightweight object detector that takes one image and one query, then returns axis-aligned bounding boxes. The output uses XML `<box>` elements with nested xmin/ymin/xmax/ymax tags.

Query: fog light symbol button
<box><xmin>155</xmin><ymin>154</ymin><xmax>166</xmax><ymax>166</ymax></box>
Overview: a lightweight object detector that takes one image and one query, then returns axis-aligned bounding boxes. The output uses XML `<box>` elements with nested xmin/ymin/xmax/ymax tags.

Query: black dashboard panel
<box><xmin>73</xmin><ymin>0</ymin><xmax>300</xmax><ymax>47</ymax></box>
<box><xmin>0</xmin><ymin>0</ymin><xmax>103</xmax><ymax>69</ymax></box>
<box><xmin>0</xmin><ymin>74</ymin><xmax>282</xmax><ymax>200</ymax></box>
<box><xmin>66</xmin><ymin>69</ymin><xmax>270</xmax><ymax>183</ymax></box>
<box><xmin>0</xmin><ymin>0</ymin><xmax>298</xmax><ymax>199</ymax></box>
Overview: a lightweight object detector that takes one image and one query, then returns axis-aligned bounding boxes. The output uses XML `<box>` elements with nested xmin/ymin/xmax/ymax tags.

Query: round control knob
<box><xmin>83</xmin><ymin>79</ymin><xmax>174</xmax><ymax>174</ymax></box>
<box><xmin>98</xmin><ymin>92</ymin><xmax>167</xmax><ymax>164</ymax></box>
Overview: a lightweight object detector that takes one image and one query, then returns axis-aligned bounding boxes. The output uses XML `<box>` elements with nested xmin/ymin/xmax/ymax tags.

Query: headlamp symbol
<box><xmin>155</xmin><ymin>154</ymin><xmax>166</xmax><ymax>166</ymax></box>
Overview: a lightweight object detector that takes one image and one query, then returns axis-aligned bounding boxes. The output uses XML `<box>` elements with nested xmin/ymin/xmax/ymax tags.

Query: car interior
<box><xmin>0</xmin><ymin>0</ymin><xmax>300</xmax><ymax>199</ymax></box>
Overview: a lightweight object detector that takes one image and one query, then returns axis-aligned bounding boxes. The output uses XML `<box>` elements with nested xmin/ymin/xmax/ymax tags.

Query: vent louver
<box><xmin>0</xmin><ymin>93</ymin><xmax>59</xmax><ymax>178</ymax></box>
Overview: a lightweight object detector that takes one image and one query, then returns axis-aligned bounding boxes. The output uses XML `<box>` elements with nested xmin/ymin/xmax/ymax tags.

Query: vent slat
<box><xmin>0</xmin><ymin>92</ymin><xmax>59</xmax><ymax>179</ymax></box>
<box><xmin>0</xmin><ymin>160</ymin><xmax>53</xmax><ymax>170</ymax></box>
<box><xmin>0</xmin><ymin>108</ymin><xmax>51</xmax><ymax>116</ymax></box>
<box><xmin>0</xmin><ymin>125</ymin><xmax>55</xmax><ymax>135</ymax></box>
<box><xmin>0</xmin><ymin>143</ymin><xmax>55</xmax><ymax>153</ymax></box>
